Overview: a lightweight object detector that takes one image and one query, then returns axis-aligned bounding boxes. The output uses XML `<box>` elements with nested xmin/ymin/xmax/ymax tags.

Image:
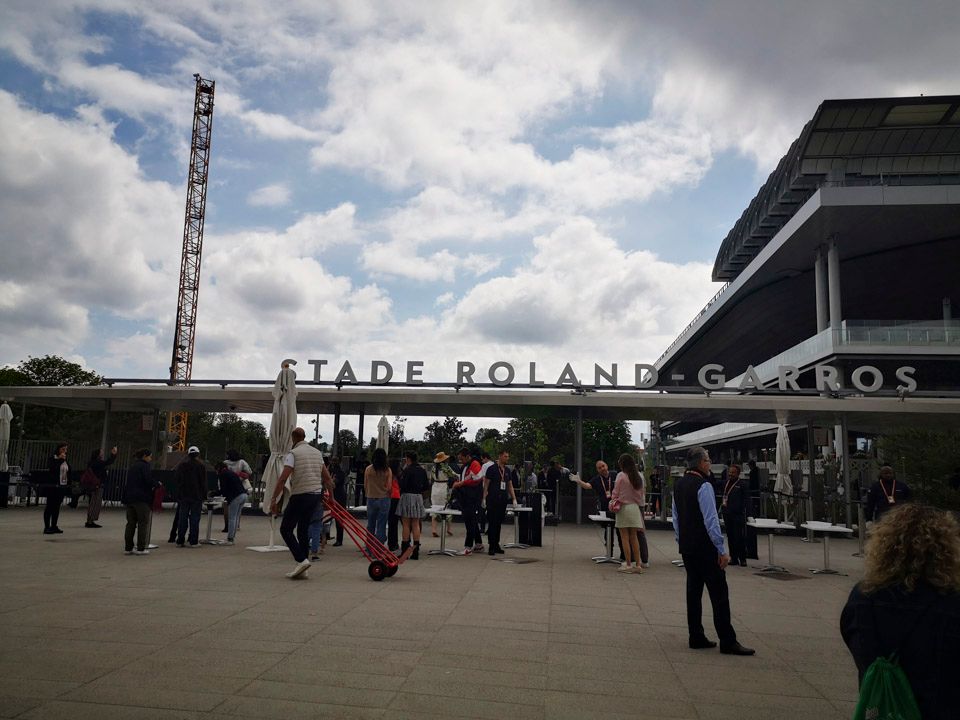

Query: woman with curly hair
<box><xmin>840</xmin><ymin>503</ymin><xmax>960</xmax><ymax>719</ymax></box>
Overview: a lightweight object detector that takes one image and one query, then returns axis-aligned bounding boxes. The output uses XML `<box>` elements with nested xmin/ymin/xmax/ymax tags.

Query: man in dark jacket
<box><xmin>721</xmin><ymin>464</ymin><xmax>749</xmax><ymax>567</ymax></box>
<box><xmin>329</xmin><ymin>457</ymin><xmax>348</xmax><ymax>546</ymax></box>
<box><xmin>174</xmin><ymin>446</ymin><xmax>207</xmax><ymax>547</ymax></box>
<box><xmin>123</xmin><ymin>449</ymin><xmax>160</xmax><ymax>554</ymax></box>
<box><xmin>672</xmin><ymin>447</ymin><xmax>754</xmax><ymax>655</ymax></box>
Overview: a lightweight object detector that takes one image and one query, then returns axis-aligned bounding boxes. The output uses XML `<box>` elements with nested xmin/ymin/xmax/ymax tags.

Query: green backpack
<box><xmin>852</xmin><ymin>599</ymin><xmax>932</xmax><ymax>720</ymax></box>
<box><xmin>851</xmin><ymin>655</ymin><xmax>921</xmax><ymax>720</ymax></box>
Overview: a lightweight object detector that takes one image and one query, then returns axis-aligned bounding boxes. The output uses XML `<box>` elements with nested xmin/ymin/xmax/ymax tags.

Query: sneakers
<box><xmin>187</xmin><ymin>543</ymin><xmax>199</xmax><ymax>549</ymax></box>
<box><xmin>51</xmin><ymin>527</ymin><xmax>64</xmax><ymax>534</ymax></box>
<box><xmin>223</xmin><ymin>540</ymin><xmax>235</xmax><ymax>546</ymax></box>
<box><xmin>43</xmin><ymin>528</ymin><xmax>56</xmax><ymax>535</ymax></box>
<box><xmin>310</xmin><ymin>553</ymin><xmax>320</xmax><ymax>561</ymax></box>
<box><xmin>473</xmin><ymin>544</ymin><xmax>485</xmax><ymax>553</ymax></box>
<box><xmin>133</xmin><ymin>549</ymin><xmax>150</xmax><ymax>556</ymax></box>
<box><xmin>640</xmin><ymin>562</ymin><xmax>650</xmax><ymax>568</ymax></box>
<box><xmin>176</xmin><ymin>543</ymin><xmax>185</xmax><ymax>548</ymax></box>
<box><xmin>460</xmin><ymin>547</ymin><xmax>472</xmax><ymax>556</ymax></box>
<box><xmin>618</xmin><ymin>562</ymin><xmax>631</xmax><ymax>572</ymax></box>
<box><xmin>287</xmin><ymin>559</ymin><xmax>311</xmax><ymax>579</ymax></box>
<box><xmin>630</xmin><ymin>565</ymin><xmax>644</xmax><ymax>574</ymax></box>
<box><xmin>85</xmin><ymin>522</ymin><xmax>102</xmax><ymax>528</ymax></box>
<box><xmin>124</xmin><ymin>549</ymin><xmax>134</xmax><ymax>555</ymax></box>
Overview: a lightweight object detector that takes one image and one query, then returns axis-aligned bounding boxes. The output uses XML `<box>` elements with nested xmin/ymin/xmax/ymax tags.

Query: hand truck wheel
<box><xmin>385</xmin><ymin>564</ymin><xmax>398</xmax><ymax>577</ymax></box>
<box><xmin>368</xmin><ymin>560</ymin><xmax>388</xmax><ymax>581</ymax></box>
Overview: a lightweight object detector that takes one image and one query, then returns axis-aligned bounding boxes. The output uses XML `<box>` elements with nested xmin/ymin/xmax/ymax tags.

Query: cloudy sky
<box><xmin>1</xmin><ymin>1</ymin><xmax>958</xmax><ymax>443</ymax></box>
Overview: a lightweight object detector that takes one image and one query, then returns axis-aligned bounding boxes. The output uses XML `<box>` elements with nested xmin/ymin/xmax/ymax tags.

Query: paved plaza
<box><xmin>0</xmin><ymin>506</ymin><xmax>862</xmax><ymax>719</ymax></box>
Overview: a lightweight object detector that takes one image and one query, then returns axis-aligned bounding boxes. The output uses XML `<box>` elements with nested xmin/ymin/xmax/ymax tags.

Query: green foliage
<box><xmin>878</xmin><ymin>428</ymin><xmax>960</xmax><ymax>509</ymax></box>
<box><xmin>389</xmin><ymin>416</ymin><xmax>407</xmax><ymax>447</ymax></box>
<box><xmin>423</xmin><ymin>416</ymin><xmax>467</xmax><ymax>455</ymax></box>
<box><xmin>184</xmin><ymin>412</ymin><xmax>268</xmax><ymax>465</ymax></box>
<box><xmin>336</xmin><ymin>429</ymin><xmax>358</xmax><ymax>457</ymax></box>
<box><xmin>16</xmin><ymin>355</ymin><xmax>101</xmax><ymax>386</ymax></box>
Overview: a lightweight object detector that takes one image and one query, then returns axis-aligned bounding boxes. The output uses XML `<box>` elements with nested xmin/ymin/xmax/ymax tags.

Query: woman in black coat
<box><xmin>840</xmin><ymin>503</ymin><xmax>960</xmax><ymax>719</ymax></box>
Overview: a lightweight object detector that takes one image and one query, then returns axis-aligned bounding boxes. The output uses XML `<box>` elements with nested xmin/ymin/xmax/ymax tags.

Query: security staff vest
<box><xmin>288</xmin><ymin>441</ymin><xmax>325</xmax><ymax>495</ymax></box>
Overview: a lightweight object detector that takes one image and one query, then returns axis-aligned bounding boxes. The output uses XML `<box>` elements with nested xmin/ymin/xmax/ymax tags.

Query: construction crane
<box><xmin>167</xmin><ymin>74</ymin><xmax>215</xmax><ymax>452</ymax></box>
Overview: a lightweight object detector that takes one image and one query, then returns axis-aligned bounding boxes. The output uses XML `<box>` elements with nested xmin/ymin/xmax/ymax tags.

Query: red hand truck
<box><xmin>323</xmin><ymin>496</ymin><xmax>414</xmax><ymax>580</ymax></box>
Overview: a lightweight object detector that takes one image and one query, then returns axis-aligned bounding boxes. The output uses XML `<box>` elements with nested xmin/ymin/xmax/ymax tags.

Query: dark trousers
<box><xmin>168</xmin><ymin>504</ymin><xmax>180</xmax><ymax>542</ymax></box>
<box><xmin>176</xmin><ymin>499</ymin><xmax>202</xmax><ymax>545</ymax></box>
<box><xmin>125</xmin><ymin>502</ymin><xmax>151</xmax><ymax>551</ymax></box>
<box><xmin>354</xmin><ymin>482</ymin><xmax>365</xmax><ymax>507</ymax></box>
<box><xmin>681</xmin><ymin>549</ymin><xmax>737</xmax><ymax>646</ymax></box>
<box><xmin>334</xmin><ymin>491</ymin><xmax>347</xmax><ymax>544</ymax></box>
<box><xmin>461</xmin><ymin>497</ymin><xmax>482</xmax><ymax>548</ymax></box>
<box><xmin>87</xmin><ymin>486</ymin><xmax>104</xmax><ymax>522</ymax></box>
<box><xmin>723</xmin><ymin>511</ymin><xmax>747</xmax><ymax>565</ymax></box>
<box><xmin>387</xmin><ymin>497</ymin><xmax>400</xmax><ymax>550</ymax></box>
<box><xmin>486</xmin><ymin>498</ymin><xmax>507</xmax><ymax>550</ymax></box>
<box><xmin>43</xmin><ymin>486</ymin><xmax>66</xmax><ymax>528</ymax></box>
<box><xmin>280</xmin><ymin>493</ymin><xmax>321</xmax><ymax>563</ymax></box>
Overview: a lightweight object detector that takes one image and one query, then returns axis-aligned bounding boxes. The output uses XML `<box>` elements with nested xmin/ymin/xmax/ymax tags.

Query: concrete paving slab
<box><xmin>0</xmin><ymin>506</ymin><xmax>864</xmax><ymax>718</ymax></box>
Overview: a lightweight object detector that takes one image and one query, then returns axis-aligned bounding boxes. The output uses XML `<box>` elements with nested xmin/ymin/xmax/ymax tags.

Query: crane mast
<box><xmin>167</xmin><ymin>74</ymin><xmax>215</xmax><ymax>452</ymax></box>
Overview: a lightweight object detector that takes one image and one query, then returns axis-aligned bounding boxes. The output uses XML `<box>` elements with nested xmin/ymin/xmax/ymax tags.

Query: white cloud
<box><xmin>247</xmin><ymin>183</ymin><xmax>292</xmax><ymax>207</ymax></box>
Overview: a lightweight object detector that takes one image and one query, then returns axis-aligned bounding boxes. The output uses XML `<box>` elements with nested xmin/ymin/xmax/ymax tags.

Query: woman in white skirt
<box><xmin>611</xmin><ymin>454</ymin><xmax>646</xmax><ymax>573</ymax></box>
<box><xmin>430</xmin><ymin>452</ymin><xmax>455</xmax><ymax>537</ymax></box>
<box><xmin>396</xmin><ymin>451</ymin><xmax>430</xmax><ymax>559</ymax></box>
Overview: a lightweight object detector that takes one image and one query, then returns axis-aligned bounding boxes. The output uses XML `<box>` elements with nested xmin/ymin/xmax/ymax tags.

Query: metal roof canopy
<box><xmin>657</xmin><ymin>184</ymin><xmax>960</xmax><ymax>374</ymax></box>
<box><xmin>3</xmin><ymin>383</ymin><xmax>960</xmax><ymax>431</ymax></box>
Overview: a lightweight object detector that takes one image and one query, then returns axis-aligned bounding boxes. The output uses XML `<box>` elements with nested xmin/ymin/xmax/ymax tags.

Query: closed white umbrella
<box><xmin>377</xmin><ymin>415</ymin><xmax>390</xmax><ymax>455</ymax></box>
<box><xmin>774</xmin><ymin>424</ymin><xmax>793</xmax><ymax>522</ymax></box>
<box><xmin>0</xmin><ymin>402</ymin><xmax>12</xmax><ymax>472</ymax></box>
<box><xmin>248</xmin><ymin>362</ymin><xmax>298</xmax><ymax>553</ymax></box>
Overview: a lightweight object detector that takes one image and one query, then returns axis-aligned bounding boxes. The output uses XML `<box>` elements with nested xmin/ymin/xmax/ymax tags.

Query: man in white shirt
<box><xmin>269</xmin><ymin>427</ymin><xmax>333</xmax><ymax>579</ymax></box>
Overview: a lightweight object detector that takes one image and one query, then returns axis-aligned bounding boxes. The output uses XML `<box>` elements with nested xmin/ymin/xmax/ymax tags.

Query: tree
<box><xmin>16</xmin><ymin>355</ymin><xmax>101</xmax><ymax>386</ymax></box>
<box><xmin>183</xmin><ymin>412</ymin><xmax>268</xmax><ymax>467</ymax></box>
<box><xmin>423</xmin><ymin>416</ymin><xmax>467</xmax><ymax>454</ymax></box>
<box><xmin>474</xmin><ymin>427</ymin><xmax>501</xmax><ymax>444</ymax></box>
<box><xmin>336</xmin><ymin>429</ymin><xmax>358</xmax><ymax>457</ymax></box>
<box><xmin>878</xmin><ymin>427</ymin><xmax>960</xmax><ymax>509</ymax></box>
<box><xmin>389</xmin><ymin>416</ymin><xmax>407</xmax><ymax>448</ymax></box>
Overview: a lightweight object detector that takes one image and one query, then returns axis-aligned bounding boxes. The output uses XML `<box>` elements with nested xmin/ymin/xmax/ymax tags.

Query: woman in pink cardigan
<box><xmin>611</xmin><ymin>454</ymin><xmax>647</xmax><ymax>573</ymax></box>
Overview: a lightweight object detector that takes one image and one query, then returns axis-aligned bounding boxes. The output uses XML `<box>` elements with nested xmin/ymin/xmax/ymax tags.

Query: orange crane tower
<box><xmin>167</xmin><ymin>74</ymin><xmax>215</xmax><ymax>452</ymax></box>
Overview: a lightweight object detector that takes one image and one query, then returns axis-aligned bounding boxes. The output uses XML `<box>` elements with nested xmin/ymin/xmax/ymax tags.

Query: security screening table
<box><xmin>428</xmin><ymin>507</ymin><xmax>461</xmax><ymax>557</ymax></box>
<box><xmin>747</xmin><ymin>518</ymin><xmax>796</xmax><ymax>573</ymax></box>
<box><xmin>201</xmin><ymin>496</ymin><xmax>228</xmax><ymax>545</ymax></box>
<box><xmin>588</xmin><ymin>513</ymin><xmax>619</xmax><ymax>564</ymax></box>
<box><xmin>504</xmin><ymin>505</ymin><xmax>532</xmax><ymax>549</ymax></box>
<box><xmin>801</xmin><ymin>520</ymin><xmax>854</xmax><ymax>575</ymax></box>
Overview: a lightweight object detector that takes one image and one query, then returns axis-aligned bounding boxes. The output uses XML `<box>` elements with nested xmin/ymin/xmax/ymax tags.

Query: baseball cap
<box><xmin>188</xmin><ymin>446</ymin><xmax>200</xmax><ymax>455</ymax></box>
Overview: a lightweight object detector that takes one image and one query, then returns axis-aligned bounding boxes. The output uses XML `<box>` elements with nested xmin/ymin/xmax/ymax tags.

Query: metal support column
<box><xmin>840</xmin><ymin>415</ymin><xmax>852</xmax><ymax>528</ymax></box>
<box><xmin>357</xmin><ymin>412</ymin><xmax>365</xmax><ymax>456</ymax></box>
<box><xmin>806</xmin><ymin>421</ymin><xmax>817</xmax><ymax>542</ymax></box>
<box><xmin>827</xmin><ymin>236</ymin><xmax>842</xmax><ymax>330</ymax></box>
<box><xmin>575</xmin><ymin>408</ymin><xmax>583</xmax><ymax>525</ymax></box>
<box><xmin>814</xmin><ymin>247</ymin><xmax>829</xmax><ymax>332</ymax></box>
<box><xmin>100</xmin><ymin>400</ymin><xmax>112</xmax><ymax>453</ymax></box>
<box><xmin>150</xmin><ymin>409</ymin><xmax>161</xmax><ymax>457</ymax></box>
<box><xmin>332</xmin><ymin>402</ymin><xmax>341</xmax><ymax>456</ymax></box>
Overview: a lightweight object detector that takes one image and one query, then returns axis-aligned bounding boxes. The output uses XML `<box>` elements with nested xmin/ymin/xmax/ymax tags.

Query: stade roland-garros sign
<box><xmin>301</xmin><ymin>359</ymin><xmax>919</xmax><ymax>393</ymax></box>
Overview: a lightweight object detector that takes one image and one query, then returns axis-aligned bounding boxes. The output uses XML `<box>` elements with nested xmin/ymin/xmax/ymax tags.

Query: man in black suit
<box><xmin>673</xmin><ymin>447</ymin><xmax>754</xmax><ymax>656</ymax></box>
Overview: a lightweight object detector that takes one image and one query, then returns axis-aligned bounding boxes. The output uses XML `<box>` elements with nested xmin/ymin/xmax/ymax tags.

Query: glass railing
<box><xmin>726</xmin><ymin>321</ymin><xmax>960</xmax><ymax>388</ymax></box>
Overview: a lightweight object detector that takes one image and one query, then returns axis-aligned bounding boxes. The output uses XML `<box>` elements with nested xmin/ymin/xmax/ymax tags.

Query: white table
<box><xmin>201</xmin><ymin>497</ymin><xmax>228</xmax><ymax>545</ymax></box>
<box><xmin>746</xmin><ymin>518</ymin><xmax>796</xmax><ymax>573</ymax></box>
<box><xmin>588</xmin><ymin>514</ymin><xmax>619</xmax><ymax>564</ymax></box>
<box><xmin>801</xmin><ymin>521</ymin><xmax>854</xmax><ymax>575</ymax></box>
<box><xmin>504</xmin><ymin>505</ymin><xmax>532</xmax><ymax>549</ymax></box>
<box><xmin>428</xmin><ymin>508</ymin><xmax>461</xmax><ymax>556</ymax></box>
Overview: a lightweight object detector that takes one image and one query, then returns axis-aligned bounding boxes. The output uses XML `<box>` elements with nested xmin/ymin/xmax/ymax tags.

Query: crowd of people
<box><xmin>30</xmin><ymin>435</ymin><xmax>960</xmax><ymax>714</ymax></box>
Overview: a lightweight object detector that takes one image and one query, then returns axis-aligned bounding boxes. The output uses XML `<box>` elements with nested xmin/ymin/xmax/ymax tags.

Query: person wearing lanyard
<box><xmin>484</xmin><ymin>449</ymin><xmax>519</xmax><ymax>556</ymax></box>
<box><xmin>574</xmin><ymin>460</ymin><xmax>625</xmax><ymax>559</ymax></box>
<box><xmin>721</xmin><ymin>464</ymin><xmax>748</xmax><ymax>567</ymax></box>
<box><xmin>452</xmin><ymin>447</ymin><xmax>484</xmax><ymax>555</ymax></box>
<box><xmin>865</xmin><ymin>465</ymin><xmax>912</xmax><ymax>525</ymax></box>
